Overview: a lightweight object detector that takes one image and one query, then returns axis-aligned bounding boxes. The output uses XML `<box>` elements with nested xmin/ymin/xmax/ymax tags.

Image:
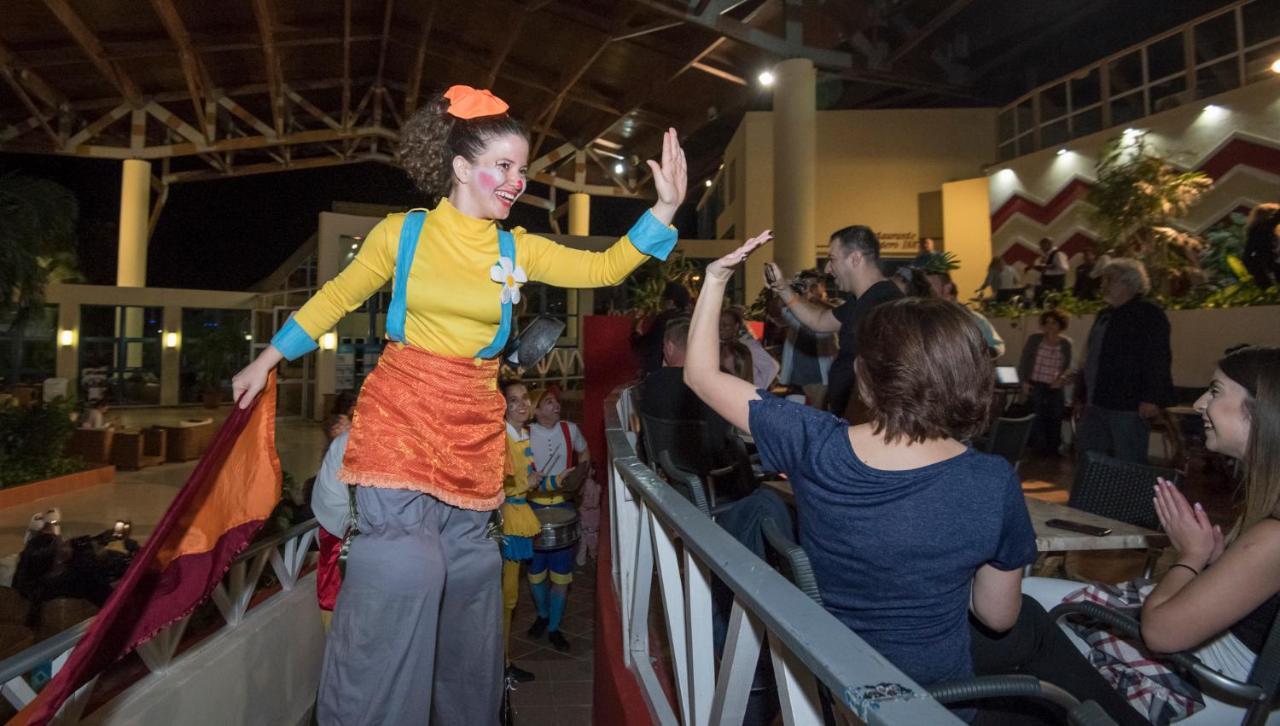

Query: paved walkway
<box><xmin>0</xmin><ymin>417</ymin><xmax>328</xmax><ymax>557</ymax></box>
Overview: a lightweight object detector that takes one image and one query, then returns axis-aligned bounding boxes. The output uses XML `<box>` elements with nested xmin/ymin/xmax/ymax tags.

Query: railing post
<box><xmin>685</xmin><ymin>551</ymin><xmax>715</xmax><ymax>726</ymax></box>
<box><xmin>651</xmin><ymin>513</ymin><xmax>692</xmax><ymax>725</ymax></box>
<box><xmin>709</xmin><ymin>599</ymin><xmax>763</xmax><ymax>725</ymax></box>
<box><xmin>769</xmin><ymin>633</ymin><xmax>824</xmax><ymax>726</ymax></box>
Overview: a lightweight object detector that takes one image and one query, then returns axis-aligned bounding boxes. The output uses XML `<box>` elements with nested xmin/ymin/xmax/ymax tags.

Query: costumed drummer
<box><xmin>231</xmin><ymin>84</ymin><xmax>688</xmax><ymax>726</ymax></box>
<box><xmin>525</xmin><ymin>387</ymin><xmax>589</xmax><ymax>651</ymax></box>
<box><xmin>499</xmin><ymin>380</ymin><xmax>540</xmax><ymax>682</ymax></box>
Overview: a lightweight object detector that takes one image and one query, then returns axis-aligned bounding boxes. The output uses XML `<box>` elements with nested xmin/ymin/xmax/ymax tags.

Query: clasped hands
<box><xmin>1154</xmin><ymin>477</ymin><xmax>1224</xmax><ymax>571</ymax></box>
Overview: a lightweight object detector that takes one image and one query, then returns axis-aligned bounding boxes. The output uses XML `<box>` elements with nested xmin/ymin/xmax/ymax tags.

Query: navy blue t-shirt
<box><xmin>748</xmin><ymin>393</ymin><xmax>1037</xmax><ymax>687</ymax></box>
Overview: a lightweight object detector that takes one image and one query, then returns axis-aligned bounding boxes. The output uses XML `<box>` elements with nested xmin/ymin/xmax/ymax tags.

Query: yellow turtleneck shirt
<box><xmin>272</xmin><ymin>198</ymin><xmax>676</xmax><ymax>359</ymax></box>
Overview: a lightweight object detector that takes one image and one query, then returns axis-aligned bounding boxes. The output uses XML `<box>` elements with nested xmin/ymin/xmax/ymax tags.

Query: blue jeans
<box><xmin>1076</xmin><ymin>405</ymin><xmax>1150</xmax><ymax>464</ymax></box>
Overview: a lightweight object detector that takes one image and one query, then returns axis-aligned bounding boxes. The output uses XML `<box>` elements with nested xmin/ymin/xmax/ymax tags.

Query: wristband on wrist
<box><xmin>1169</xmin><ymin>562</ymin><xmax>1199</xmax><ymax>576</ymax></box>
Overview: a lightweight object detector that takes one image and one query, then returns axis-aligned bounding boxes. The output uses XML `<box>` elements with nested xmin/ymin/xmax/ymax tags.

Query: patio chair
<box><xmin>762</xmin><ymin>521</ymin><xmax>1116</xmax><ymax>725</ymax></box>
<box><xmin>977</xmin><ymin>413</ymin><xmax>1036</xmax><ymax>471</ymax></box>
<box><xmin>639</xmin><ymin>411</ymin><xmax>757</xmax><ymax>507</ymax></box>
<box><xmin>67</xmin><ymin>427</ymin><xmax>114</xmax><ymax>466</ymax></box>
<box><xmin>1068</xmin><ymin>451</ymin><xmax>1183</xmax><ymax>531</ymax></box>
<box><xmin>1047</xmin><ymin>599</ymin><xmax>1280</xmax><ymax>725</ymax></box>
<box><xmin>655</xmin><ymin>450</ymin><xmax>735</xmax><ymax>520</ymax></box>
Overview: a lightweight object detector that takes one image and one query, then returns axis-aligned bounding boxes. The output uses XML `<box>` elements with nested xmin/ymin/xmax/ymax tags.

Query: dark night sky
<box><xmin>1</xmin><ymin>152</ymin><xmax>698</xmax><ymax>291</ymax></box>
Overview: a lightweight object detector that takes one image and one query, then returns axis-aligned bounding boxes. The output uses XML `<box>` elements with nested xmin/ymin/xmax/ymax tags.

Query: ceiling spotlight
<box><xmin>613</xmin><ymin>162</ymin><xmax>624</xmax><ymax>175</ymax></box>
<box><xmin>1056</xmin><ymin>148</ymin><xmax>1068</xmax><ymax>156</ymax></box>
<box><xmin>757</xmin><ymin>70</ymin><xmax>775</xmax><ymax>87</ymax></box>
<box><xmin>1271</xmin><ymin>58</ymin><xmax>1280</xmax><ymax>74</ymax></box>
<box><xmin>704</xmin><ymin>179</ymin><xmax>713</xmax><ymax>188</ymax></box>
<box><xmin>350</xmin><ymin>243</ymin><xmax>358</xmax><ymax>250</ymax></box>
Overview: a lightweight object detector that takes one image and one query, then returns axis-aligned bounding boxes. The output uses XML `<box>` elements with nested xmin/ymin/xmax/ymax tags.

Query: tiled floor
<box><xmin>506</xmin><ymin>558</ymin><xmax>597</xmax><ymax>725</ymax></box>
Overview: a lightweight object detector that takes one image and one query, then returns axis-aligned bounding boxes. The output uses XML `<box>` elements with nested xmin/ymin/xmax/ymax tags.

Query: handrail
<box><xmin>604</xmin><ymin>387</ymin><xmax>960</xmax><ymax>723</ymax></box>
<box><xmin>0</xmin><ymin>519</ymin><xmax>319</xmax><ymax>691</ymax></box>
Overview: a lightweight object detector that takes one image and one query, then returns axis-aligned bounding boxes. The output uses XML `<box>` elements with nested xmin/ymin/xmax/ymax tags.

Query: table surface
<box><xmin>761</xmin><ymin>479</ymin><xmax>1168</xmax><ymax>553</ymax></box>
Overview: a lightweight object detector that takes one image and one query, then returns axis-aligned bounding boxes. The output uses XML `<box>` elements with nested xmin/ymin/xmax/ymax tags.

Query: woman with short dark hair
<box><xmin>1018</xmin><ymin>310</ymin><xmax>1074</xmax><ymax>457</ymax></box>
<box><xmin>683</xmin><ymin>233</ymin><xmax>1146</xmax><ymax>725</ymax></box>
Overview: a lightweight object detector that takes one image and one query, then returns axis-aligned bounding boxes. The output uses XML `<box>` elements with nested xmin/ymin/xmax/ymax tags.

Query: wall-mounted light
<box><xmin>704</xmin><ymin>179</ymin><xmax>713</xmax><ymax>188</ymax></box>
<box><xmin>1271</xmin><ymin>57</ymin><xmax>1280</xmax><ymax>75</ymax></box>
<box><xmin>1055</xmin><ymin>148</ymin><xmax>1068</xmax><ymax>156</ymax></box>
<box><xmin>1202</xmin><ymin>103</ymin><xmax>1226</xmax><ymax>116</ymax></box>
<box><xmin>164</xmin><ymin>332</ymin><xmax>179</xmax><ymax>348</ymax></box>
<box><xmin>59</xmin><ymin>329</ymin><xmax>74</xmax><ymax>347</ymax></box>
<box><xmin>320</xmin><ymin>332</ymin><xmax>337</xmax><ymax>351</ymax></box>
<box><xmin>757</xmin><ymin>70</ymin><xmax>775</xmax><ymax>87</ymax></box>
<box><xmin>244</xmin><ymin>334</ymin><xmax>253</xmax><ymax>342</ymax></box>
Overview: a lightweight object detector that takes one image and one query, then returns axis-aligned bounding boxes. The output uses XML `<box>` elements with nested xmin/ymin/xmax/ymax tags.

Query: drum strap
<box><xmin>560</xmin><ymin>421</ymin><xmax>575</xmax><ymax>469</ymax></box>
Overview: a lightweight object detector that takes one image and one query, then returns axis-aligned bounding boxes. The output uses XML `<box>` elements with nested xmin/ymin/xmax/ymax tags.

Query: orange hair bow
<box><xmin>443</xmin><ymin>85</ymin><xmax>509</xmax><ymax>119</ymax></box>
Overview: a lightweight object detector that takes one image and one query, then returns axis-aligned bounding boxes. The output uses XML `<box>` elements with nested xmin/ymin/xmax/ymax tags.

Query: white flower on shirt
<box><xmin>490</xmin><ymin>256</ymin><xmax>527</xmax><ymax>305</ymax></box>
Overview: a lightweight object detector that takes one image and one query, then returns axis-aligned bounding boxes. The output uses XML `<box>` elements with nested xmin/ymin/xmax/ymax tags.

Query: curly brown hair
<box><xmin>854</xmin><ymin>297</ymin><xmax>994</xmax><ymax>444</ymax></box>
<box><xmin>399</xmin><ymin>92</ymin><xmax>529</xmax><ymax>203</ymax></box>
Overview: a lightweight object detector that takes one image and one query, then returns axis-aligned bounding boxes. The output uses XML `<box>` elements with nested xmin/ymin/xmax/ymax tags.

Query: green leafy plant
<box><xmin>0</xmin><ymin>173</ymin><xmax>79</xmax><ymax>324</ymax></box>
<box><xmin>920</xmin><ymin>251</ymin><xmax>961</xmax><ymax>275</ymax></box>
<box><xmin>0</xmin><ymin>398</ymin><xmax>84</xmax><ymax>488</ymax></box>
<box><xmin>1086</xmin><ymin>134</ymin><xmax>1212</xmax><ymax>294</ymax></box>
<box><xmin>625</xmin><ymin>252</ymin><xmax>699</xmax><ymax>315</ymax></box>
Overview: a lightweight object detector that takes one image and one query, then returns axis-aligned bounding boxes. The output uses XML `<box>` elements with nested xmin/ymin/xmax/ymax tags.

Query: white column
<box><xmin>117</xmin><ymin>159</ymin><xmax>150</xmax><ymax>370</ymax></box>
<box><xmin>771</xmin><ymin>58</ymin><xmax>817</xmax><ymax>276</ymax></box>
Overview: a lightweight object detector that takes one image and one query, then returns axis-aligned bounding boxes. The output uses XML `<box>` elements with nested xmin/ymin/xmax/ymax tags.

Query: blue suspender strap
<box><xmin>385</xmin><ymin>210</ymin><xmax>427</xmax><ymax>343</ymax></box>
<box><xmin>475</xmin><ymin>229</ymin><xmax>517</xmax><ymax>359</ymax></box>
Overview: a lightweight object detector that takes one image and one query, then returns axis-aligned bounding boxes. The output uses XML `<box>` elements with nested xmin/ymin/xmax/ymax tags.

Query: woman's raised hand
<box><xmin>706</xmin><ymin>230</ymin><xmax>773</xmax><ymax>283</ymax></box>
<box><xmin>649</xmin><ymin>128</ymin><xmax>687</xmax><ymax>222</ymax></box>
<box><xmin>1153</xmin><ymin>477</ymin><xmax>1222</xmax><ymax>569</ymax></box>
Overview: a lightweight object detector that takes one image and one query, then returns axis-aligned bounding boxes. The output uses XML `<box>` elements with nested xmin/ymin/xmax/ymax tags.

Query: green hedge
<box><xmin>0</xmin><ymin>399</ymin><xmax>85</xmax><ymax>488</ymax></box>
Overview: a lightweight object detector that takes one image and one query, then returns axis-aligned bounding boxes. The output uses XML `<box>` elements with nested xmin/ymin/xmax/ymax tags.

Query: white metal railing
<box><xmin>997</xmin><ymin>0</ymin><xmax>1278</xmax><ymax>159</ymax></box>
<box><xmin>0</xmin><ymin>519</ymin><xmax>319</xmax><ymax>722</ymax></box>
<box><xmin>605</xmin><ymin>387</ymin><xmax>960</xmax><ymax>725</ymax></box>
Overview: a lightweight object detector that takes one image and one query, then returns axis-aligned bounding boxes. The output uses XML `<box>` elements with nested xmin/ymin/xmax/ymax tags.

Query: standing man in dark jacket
<box><xmin>764</xmin><ymin>225</ymin><xmax>902</xmax><ymax>420</ymax></box>
<box><xmin>1076</xmin><ymin>258</ymin><xmax>1172</xmax><ymax>464</ymax></box>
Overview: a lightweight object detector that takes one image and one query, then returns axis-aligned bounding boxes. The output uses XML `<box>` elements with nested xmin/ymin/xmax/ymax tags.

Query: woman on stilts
<box><xmin>232</xmin><ymin>84</ymin><xmax>687</xmax><ymax>725</ymax></box>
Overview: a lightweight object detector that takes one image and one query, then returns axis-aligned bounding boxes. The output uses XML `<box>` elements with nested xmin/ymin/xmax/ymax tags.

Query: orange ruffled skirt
<box><xmin>337</xmin><ymin>343</ymin><xmax>506</xmax><ymax>511</ymax></box>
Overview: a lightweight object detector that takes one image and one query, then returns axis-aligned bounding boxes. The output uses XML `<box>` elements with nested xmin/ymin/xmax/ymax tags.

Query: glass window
<box><xmin>1070</xmin><ymin>68</ymin><xmax>1100</xmax><ymax>108</ymax></box>
<box><xmin>1071</xmin><ymin>107</ymin><xmax>1102</xmax><ymax>139</ymax></box>
<box><xmin>1015</xmin><ymin>99</ymin><xmax>1034</xmax><ymax>136</ymax></box>
<box><xmin>1109</xmin><ymin>91</ymin><xmax>1144</xmax><ymax>127</ymax></box>
<box><xmin>0</xmin><ymin>306</ymin><xmax>57</xmax><ymax>386</ymax></box>
<box><xmin>1108</xmin><ymin>51</ymin><xmax>1143</xmax><ymax>95</ymax></box>
<box><xmin>1194</xmin><ymin>12</ymin><xmax>1238</xmax><ymax>64</ymax></box>
<box><xmin>1150</xmin><ymin>74</ymin><xmax>1188</xmax><ymax>112</ymax></box>
<box><xmin>1244</xmin><ymin>39</ymin><xmax>1280</xmax><ymax>83</ymax></box>
<box><xmin>1147</xmin><ymin>34</ymin><xmax>1186</xmax><ymax>81</ymax></box>
<box><xmin>1040</xmin><ymin>83</ymin><xmax>1068</xmax><ymax>122</ymax></box>
<box><xmin>1196</xmin><ymin>57</ymin><xmax>1241</xmax><ymax>98</ymax></box>
<box><xmin>998</xmin><ymin>142</ymin><xmax>1016</xmax><ymax>162</ymax></box>
<box><xmin>998</xmin><ymin>108</ymin><xmax>1016</xmax><ymax>143</ymax></box>
<box><xmin>79</xmin><ymin>305</ymin><xmax>163</xmax><ymax>405</ymax></box>
<box><xmin>1243</xmin><ymin>1</ymin><xmax>1280</xmax><ymax>47</ymax></box>
<box><xmin>1041</xmin><ymin>119</ymin><xmax>1069</xmax><ymax>148</ymax></box>
<box><xmin>179</xmin><ymin>309</ymin><xmax>252</xmax><ymax>404</ymax></box>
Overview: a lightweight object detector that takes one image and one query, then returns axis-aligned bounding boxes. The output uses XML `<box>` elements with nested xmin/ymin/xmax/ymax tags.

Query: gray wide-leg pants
<box><xmin>317</xmin><ymin>486</ymin><xmax>502</xmax><ymax>725</ymax></box>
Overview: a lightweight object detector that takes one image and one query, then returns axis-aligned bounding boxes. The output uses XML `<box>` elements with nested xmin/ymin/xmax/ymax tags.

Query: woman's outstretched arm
<box><xmin>684</xmin><ymin>231</ymin><xmax>773</xmax><ymax>432</ymax></box>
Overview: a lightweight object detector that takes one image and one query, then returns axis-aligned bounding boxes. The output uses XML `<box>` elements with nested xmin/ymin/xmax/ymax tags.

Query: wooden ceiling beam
<box><xmin>484</xmin><ymin>7</ymin><xmax>527</xmax><ymax>89</ymax></box>
<box><xmin>40</xmin><ymin>0</ymin><xmax>143</xmax><ymax>106</ymax></box>
<box><xmin>0</xmin><ymin>40</ymin><xmax>68</xmax><ymax>110</ymax></box>
<box><xmin>404</xmin><ymin>2</ymin><xmax>436</xmax><ymax>116</ymax></box>
<box><xmin>342</xmin><ymin>0</ymin><xmax>352</xmax><ymax>128</ymax></box>
<box><xmin>887</xmin><ymin>0</ymin><xmax>974</xmax><ymax>65</ymax></box>
<box><xmin>148</xmin><ymin>0</ymin><xmax>214</xmax><ymax>139</ymax></box>
<box><xmin>251</xmin><ymin>0</ymin><xmax>286</xmax><ymax>137</ymax></box>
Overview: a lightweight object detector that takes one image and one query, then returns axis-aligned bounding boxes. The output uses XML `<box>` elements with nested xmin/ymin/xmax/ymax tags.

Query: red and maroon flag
<box><xmin>11</xmin><ymin>375</ymin><xmax>283</xmax><ymax>725</ymax></box>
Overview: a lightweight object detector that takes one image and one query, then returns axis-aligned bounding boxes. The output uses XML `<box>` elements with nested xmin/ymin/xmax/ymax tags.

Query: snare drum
<box><xmin>533</xmin><ymin>507</ymin><xmax>581</xmax><ymax>551</ymax></box>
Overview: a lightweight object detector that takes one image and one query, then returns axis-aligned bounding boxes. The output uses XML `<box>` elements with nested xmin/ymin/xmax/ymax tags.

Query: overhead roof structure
<box><xmin>0</xmin><ymin>0</ymin><xmax>1241</xmax><ymax>220</ymax></box>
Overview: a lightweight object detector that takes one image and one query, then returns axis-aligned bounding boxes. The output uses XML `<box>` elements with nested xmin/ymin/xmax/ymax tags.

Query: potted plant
<box><xmin>190</xmin><ymin>325</ymin><xmax>247</xmax><ymax>408</ymax></box>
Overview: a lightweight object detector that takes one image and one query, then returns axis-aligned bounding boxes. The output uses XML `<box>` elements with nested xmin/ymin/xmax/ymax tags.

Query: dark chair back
<box><xmin>1069</xmin><ymin>450</ymin><xmax>1183</xmax><ymax>530</ymax></box>
<box><xmin>656</xmin><ymin>450</ymin><xmax>712</xmax><ymax>517</ymax></box>
<box><xmin>980</xmin><ymin>413</ymin><xmax>1036</xmax><ymax>471</ymax></box>
<box><xmin>638</xmin><ymin>412</ymin><xmax>720</xmax><ymax>475</ymax></box>
<box><xmin>760</xmin><ymin>518</ymin><xmax>822</xmax><ymax>606</ymax></box>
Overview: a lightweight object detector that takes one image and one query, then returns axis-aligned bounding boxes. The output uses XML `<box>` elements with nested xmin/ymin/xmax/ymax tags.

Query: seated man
<box><xmin>637</xmin><ymin>317</ymin><xmax>733</xmax><ymax>465</ymax></box>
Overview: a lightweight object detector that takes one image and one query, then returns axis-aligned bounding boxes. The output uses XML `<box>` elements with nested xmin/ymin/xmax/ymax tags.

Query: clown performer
<box><xmin>525</xmin><ymin>387</ymin><xmax>590</xmax><ymax>651</ymax></box>
<box><xmin>499</xmin><ymin>380</ymin><xmax>541</xmax><ymax>681</ymax></box>
<box><xmin>231</xmin><ymin>85</ymin><xmax>687</xmax><ymax>725</ymax></box>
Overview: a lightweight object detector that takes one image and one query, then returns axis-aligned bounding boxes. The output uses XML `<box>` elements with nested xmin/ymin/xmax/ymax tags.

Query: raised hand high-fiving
<box><xmin>648</xmin><ymin>128</ymin><xmax>687</xmax><ymax>224</ymax></box>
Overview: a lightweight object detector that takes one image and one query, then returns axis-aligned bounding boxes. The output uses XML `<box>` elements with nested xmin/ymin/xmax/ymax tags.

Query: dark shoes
<box><xmin>505</xmin><ymin>663</ymin><xmax>536</xmax><ymax>683</ymax></box>
<box><xmin>526</xmin><ymin>617</ymin><xmax>549</xmax><ymax>638</ymax></box>
<box><xmin>548</xmin><ymin>630</ymin><xmax>571</xmax><ymax>652</ymax></box>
